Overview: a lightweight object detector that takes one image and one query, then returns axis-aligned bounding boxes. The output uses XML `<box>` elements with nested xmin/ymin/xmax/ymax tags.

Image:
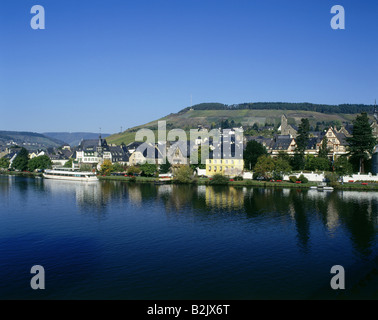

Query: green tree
<box><xmin>159</xmin><ymin>160</ymin><xmax>171</xmax><ymax>174</ymax></box>
<box><xmin>318</xmin><ymin>136</ymin><xmax>330</xmax><ymax>159</ymax></box>
<box><xmin>346</xmin><ymin>112</ymin><xmax>377</xmax><ymax>173</ymax></box>
<box><xmin>305</xmin><ymin>155</ymin><xmax>330</xmax><ymax>171</ymax></box>
<box><xmin>244</xmin><ymin>140</ymin><xmax>267</xmax><ymax>170</ymax></box>
<box><xmin>174</xmin><ymin>165</ymin><xmax>194</xmax><ymax>183</ymax></box>
<box><xmin>63</xmin><ymin>158</ymin><xmax>73</xmax><ymax>168</ymax></box>
<box><xmin>112</xmin><ymin>162</ymin><xmax>125</xmax><ymax>172</ymax></box>
<box><xmin>276</xmin><ymin>151</ymin><xmax>292</xmax><ymax>163</ymax></box>
<box><xmin>80</xmin><ymin>164</ymin><xmax>93</xmax><ymax>172</ymax></box>
<box><xmin>334</xmin><ymin>156</ymin><xmax>353</xmax><ymax>176</ymax></box>
<box><xmin>140</xmin><ymin>162</ymin><xmax>157</xmax><ymax>176</ymax></box>
<box><xmin>0</xmin><ymin>157</ymin><xmax>10</xmax><ymax>169</ymax></box>
<box><xmin>274</xmin><ymin>157</ymin><xmax>292</xmax><ymax>175</ymax></box>
<box><xmin>12</xmin><ymin>148</ymin><xmax>29</xmax><ymax>171</ymax></box>
<box><xmin>28</xmin><ymin>155</ymin><xmax>52</xmax><ymax>171</ymax></box>
<box><xmin>127</xmin><ymin>166</ymin><xmax>141</xmax><ymax>176</ymax></box>
<box><xmin>252</xmin><ymin>123</ymin><xmax>259</xmax><ymax>131</ymax></box>
<box><xmin>294</xmin><ymin>118</ymin><xmax>310</xmax><ymax>170</ymax></box>
<box><xmin>292</xmin><ymin>152</ymin><xmax>305</xmax><ymax>171</ymax></box>
<box><xmin>100</xmin><ymin>159</ymin><xmax>113</xmax><ymax>175</ymax></box>
<box><xmin>253</xmin><ymin>155</ymin><xmax>275</xmax><ymax>180</ymax></box>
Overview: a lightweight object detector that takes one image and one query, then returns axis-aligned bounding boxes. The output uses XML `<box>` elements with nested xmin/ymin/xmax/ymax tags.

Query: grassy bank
<box><xmin>98</xmin><ymin>175</ymin><xmax>157</xmax><ymax>183</ymax></box>
<box><xmin>98</xmin><ymin>175</ymin><xmax>378</xmax><ymax>191</ymax></box>
<box><xmin>0</xmin><ymin>171</ymin><xmax>43</xmax><ymax>178</ymax></box>
<box><xmin>3</xmin><ymin>171</ymin><xmax>378</xmax><ymax>191</ymax></box>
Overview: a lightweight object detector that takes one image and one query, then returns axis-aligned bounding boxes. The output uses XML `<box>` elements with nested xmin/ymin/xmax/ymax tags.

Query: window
<box><xmin>209</xmin><ymin>166</ymin><xmax>211</xmax><ymax>171</ymax></box>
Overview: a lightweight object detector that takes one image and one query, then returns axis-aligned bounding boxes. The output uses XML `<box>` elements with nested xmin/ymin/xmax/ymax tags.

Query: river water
<box><xmin>0</xmin><ymin>176</ymin><xmax>377</xmax><ymax>299</ymax></box>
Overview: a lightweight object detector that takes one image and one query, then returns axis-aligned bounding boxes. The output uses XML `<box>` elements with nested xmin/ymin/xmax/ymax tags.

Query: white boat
<box><xmin>43</xmin><ymin>168</ymin><xmax>98</xmax><ymax>182</ymax></box>
<box><xmin>317</xmin><ymin>182</ymin><xmax>334</xmax><ymax>191</ymax></box>
<box><xmin>157</xmin><ymin>173</ymin><xmax>173</xmax><ymax>183</ymax></box>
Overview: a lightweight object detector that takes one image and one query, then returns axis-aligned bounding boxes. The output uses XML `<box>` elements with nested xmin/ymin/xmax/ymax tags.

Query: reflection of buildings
<box><xmin>325</xmin><ymin>200</ymin><xmax>339</xmax><ymax>232</ymax></box>
<box><xmin>338</xmin><ymin>190</ymin><xmax>378</xmax><ymax>202</ymax></box>
<box><xmin>127</xmin><ymin>185</ymin><xmax>142</xmax><ymax>205</ymax></box>
<box><xmin>156</xmin><ymin>184</ymin><xmax>173</xmax><ymax>196</ymax></box>
<box><xmin>75</xmin><ymin>182</ymin><xmax>103</xmax><ymax>207</ymax></box>
<box><xmin>205</xmin><ymin>186</ymin><xmax>244</xmax><ymax>210</ymax></box>
<box><xmin>43</xmin><ymin>179</ymin><xmax>110</xmax><ymax>211</ymax></box>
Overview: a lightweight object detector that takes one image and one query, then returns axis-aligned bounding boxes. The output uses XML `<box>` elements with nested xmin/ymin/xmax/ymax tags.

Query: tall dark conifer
<box><xmin>346</xmin><ymin>112</ymin><xmax>376</xmax><ymax>173</ymax></box>
<box><xmin>293</xmin><ymin>118</ymin><xmax>310</xmax><ymax>170</ymax></box>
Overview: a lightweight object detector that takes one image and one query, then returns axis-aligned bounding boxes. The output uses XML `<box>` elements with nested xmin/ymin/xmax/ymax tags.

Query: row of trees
<box><xmin>98</xmin><ymin>159</ymin><xmax>202</xmax><ymax>184</ymax></box>
<box><xmin>98</xmin><ymin>159</ymin><xmax>173</xmax><ymax>177</ymax></box>
<box><xmin>184</xmin><ymin>102</ymin><xmax>373</xmax><ymax>114</ymax></box>
<box><xmin>0</xmin><ymin>148</ymin><xmax>52</xmax><ymax>172</ymax></box>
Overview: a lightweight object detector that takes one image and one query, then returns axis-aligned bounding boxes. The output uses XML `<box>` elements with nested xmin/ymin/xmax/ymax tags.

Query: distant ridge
<box><xmin>0</xmin><ymin>131</ymin><xmax>65</xmax><ymax>151</ymax></box>
<box><xmin>107</xmin><ymin>101</ymin><xmax>376</xmax><ymax>146</ymax></box>
<box><xmin>180</xmin><ymin>102</ymin><xmax>374</xmax><ymax>114</ymax></box>
<box><xmin>43</xmin><ymin>132</ymin><xmax>110</xmax><ymax>147</ymax></box>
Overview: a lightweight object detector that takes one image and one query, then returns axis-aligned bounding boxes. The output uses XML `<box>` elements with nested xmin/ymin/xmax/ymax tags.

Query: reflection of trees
<box><xmin>295</xmin><ymin>190</ymin><xmax>377</xmax><ymax>259</ymax></box>
<box><xmin>333</xmin><ymin>192</ymin><xmax>377</xmax><ymax>258</ymax></box>
<box><xmin>289</xmin><ymin>190</ymin><xmax>310</xmax><ymax>253</ymax></box>
<box><xmin>13</xmin><ymin>177</ymin><xmax>376</xmax><ymax>258</ymax></box>
<box><xmin>158</xmin><ymin>184</ymin><xmax>196</xmax><ymax>212</ymax></box>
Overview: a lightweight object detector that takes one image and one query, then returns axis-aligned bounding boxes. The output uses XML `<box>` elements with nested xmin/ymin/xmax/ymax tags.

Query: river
<box><xmin>0</xmin><ymin>176</ymin><xmax>377</xmax><ymax>299</ymax></box>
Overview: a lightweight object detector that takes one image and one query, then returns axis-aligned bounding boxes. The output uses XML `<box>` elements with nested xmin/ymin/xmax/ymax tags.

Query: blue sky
<box><xmin>0</xmin><ymin>0</ymin><xmax>377</xmax><ymax>133</ymax></box>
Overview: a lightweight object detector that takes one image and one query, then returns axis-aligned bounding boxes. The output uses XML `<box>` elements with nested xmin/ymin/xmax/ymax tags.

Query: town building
<box><xmin>278</xmin><ymin>114</ymin><xmax>298</xmax><ymax>138</ymax></box>
<box><xmin>205</xmin><ymin>158</ymin><xmax>244</xmax><ymax>177</ymax></box>
<box><xmin>319</xmin><ymin>127</ymin><xmax>349</xmax><ymax>160</ymax></box>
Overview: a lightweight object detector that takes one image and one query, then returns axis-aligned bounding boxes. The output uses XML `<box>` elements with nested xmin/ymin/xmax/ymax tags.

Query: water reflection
<box><xmin>1</xmin><ymin>176</ymin><xmax>377</xmax><ymax>260</ymax></box>
<box><xmin>205</xmin><ymin>186</ymin><xmax>244</xmax><ymax>210</ymax></box>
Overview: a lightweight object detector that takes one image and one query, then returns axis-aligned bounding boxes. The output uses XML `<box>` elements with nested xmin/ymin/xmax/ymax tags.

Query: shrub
<box><xmin>209</xmin><ymin>174</ymin><xmax>229</xmax><ymax>185</ymax></box>
<box><xmin>127</xmin><ymin>166</ymin><xmax>141</xmax><ymax>176</ymax></box>
<box><xmin>28</xmin><ymin>155</ymin><xmax>52</xmax><ymax>172</ymax></box>
<box><xmin>289</xmin><ymin>176</ymin><xmax>297</xmax><ymax>183</ymax></box>
<box><xmin>272</xmin><ymin>172</ymin><xmax>283</xmax><ymax>181</ymax></box>
<box><xmin>80</xmin><ymin>164</ymin><xmax>93</xmax><ymax>172</ymax></box>
<box><xmin>325</xmin><ymin>172</ymin><xmax>339</xmax><ymax>187</ymax></box>
<box><xmin>233</xmin><ymin>175</ymin><xmax>244</xmax><ymax>181</ymax></box>
<box><xmin>298</xmin><ymin>174</ymin><xmax>308</xmax><ymax>184</ymax></box>
<box><xmin>174</xmin><ymin>165</ymin><xmax>194</xmax><ymax>184</ymax></box>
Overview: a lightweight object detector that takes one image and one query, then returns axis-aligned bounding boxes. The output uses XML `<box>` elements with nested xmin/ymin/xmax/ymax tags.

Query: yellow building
<box><xmin>205</xmin><ymin>158</ymin><xmax>244</xmax><ymax>177</ymax></box>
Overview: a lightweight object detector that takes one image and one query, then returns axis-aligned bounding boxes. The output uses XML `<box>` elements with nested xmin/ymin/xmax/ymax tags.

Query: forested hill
<box><xmin>107</xmin><ymin>101</ymin><xmax>375</xmax><ymax>146</ymax></box>
<box><xmin>180</xmin><ymin>102</ymin><xmax>374</xmax><ymax>114</ymax></box>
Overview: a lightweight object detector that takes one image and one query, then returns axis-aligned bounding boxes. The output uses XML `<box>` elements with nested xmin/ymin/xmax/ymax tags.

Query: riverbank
<box><xmin>0</xmin><ymin>171</ymin><xmax>43</xmax><ymax>178</ymax></box>
<box><xmin>97</xmin><ymin>175</ymin><xmax>378</xmax><ymax>191</ymax></box>
<box><xmin>2</xmin><ymin>171</ymin><xmax>378</xmax><ymax>191</ymax></box>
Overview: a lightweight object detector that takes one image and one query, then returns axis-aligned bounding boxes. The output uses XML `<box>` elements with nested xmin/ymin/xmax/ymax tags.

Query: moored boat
<box><xmin>43</xmin><ymin>168</ymin><xmax>98</xmax><ymax>182</ymax></box>
<box><xmin>317</xmin><ymin>182</ymin><xmax>333</xmax><ymax>191</ymax></box>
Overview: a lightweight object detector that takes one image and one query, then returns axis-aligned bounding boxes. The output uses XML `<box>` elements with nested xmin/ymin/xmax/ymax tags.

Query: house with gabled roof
<box><xmin>318</xmin><ymin>127</ymin><xmax>348</xmax><ymax>160</ymax></box>
<box><xmin>270</xmin><ymin>135</ymin><xmax>297</xmax><ymax>156</ymax></box>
